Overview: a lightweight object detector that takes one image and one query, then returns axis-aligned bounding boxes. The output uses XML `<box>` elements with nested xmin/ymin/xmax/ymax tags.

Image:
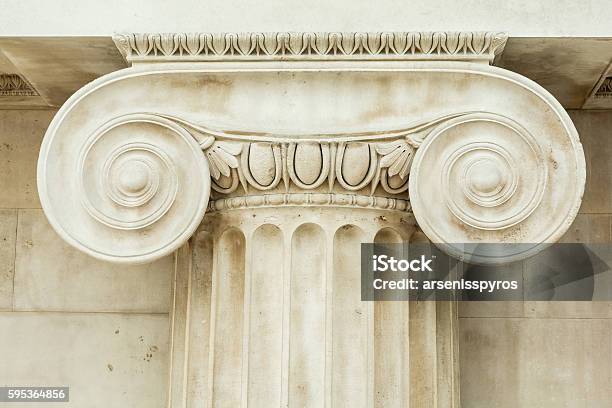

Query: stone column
<box><xmin>175</xmin><ymin>205</ymin><xmax>415</xmax><ymax>407</ymax></box>
<box><xmin>36</xmin><ymin>32</ymin><xmax>585</xmax><ymax>407</ymax></box>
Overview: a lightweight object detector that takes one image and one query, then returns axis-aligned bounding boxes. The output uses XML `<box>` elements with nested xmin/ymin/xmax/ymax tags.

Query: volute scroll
<box><xmin>409</xmin><ymin>111</ymin><xmax>584</xmax><ymax>264</ymax></box>
<box><xmin>38</xmin><ymin>113</ymin><xmax>211</xmax><ymax>264</ymax></box>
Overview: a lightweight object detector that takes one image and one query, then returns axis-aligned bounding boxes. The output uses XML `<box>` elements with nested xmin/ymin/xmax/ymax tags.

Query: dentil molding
<box><xmin>37</xmin><ymin>32</ymin><xmax>584</xmax><ymax>264</ymax></box>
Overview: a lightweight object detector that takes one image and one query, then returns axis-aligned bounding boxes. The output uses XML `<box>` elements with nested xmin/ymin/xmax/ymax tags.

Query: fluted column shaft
<box><xmin>168</xmin><ymin>205</ymin><xmax>458</xmax><ymax>408</ymax></box>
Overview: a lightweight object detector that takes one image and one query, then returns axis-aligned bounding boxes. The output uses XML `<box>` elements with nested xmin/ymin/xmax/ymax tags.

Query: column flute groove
<box><xmin>240</xmin><ymin>228</ymin><xmax>253</xmax><ymax>408</ymax></box>
<box><xmin>280</xmin><ymin>225</ymin><xmax>291</xmax><ymax>408</ymax></box>
<box><xmin>324</xmin><ymin>227</ymin><xmax>334</xmax><ymax>408</ymax></box>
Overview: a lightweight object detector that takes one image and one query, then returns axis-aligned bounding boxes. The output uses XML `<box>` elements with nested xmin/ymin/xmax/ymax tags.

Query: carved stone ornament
<box><xmin>113</xmin><ymin>31</ymin><xmax>508</xmax><ymax>64</ymax></box>
<box><xmin>37</xmin><ymin>32</ymin><xmax>585</xmax><ymax>264</ymax></box>
<box><xmin>0</xmin><ymin>73</ymin><xmax>39</xmax><ymax>96</ymax></box>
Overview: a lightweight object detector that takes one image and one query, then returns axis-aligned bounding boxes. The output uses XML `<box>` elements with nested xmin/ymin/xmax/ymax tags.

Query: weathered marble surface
<box><xmin>460</xmin><ymin>317</ymin><xmax>612</xmax><ymax>408</ymax></box>
<box><xmin>14</xmin><ymin>209</ymin><xmax>173</xmax><ymax>313</ymax></box>
<box><xmin>0</xmin><ymin>312</ymin><xmax>169</xmax><ymax>408</ymax></box>
<box><xmin>570</xmin><ymin>110</ymin><xmax>612</xmax><ymax>214</ymax></box>
<box><xmin>0</xmin><ymin>209</ymin><xmax>17</xmax><ymax>310</ymax></box>
<box><xmin>0</xmin><ymin>109</ymin><xmax>56</xmax><ymax>209</ymax></box>
<box><xmin>2</xmin><ymin>1</ymin><xmax>612</xmax><ymax>37</ymax></box>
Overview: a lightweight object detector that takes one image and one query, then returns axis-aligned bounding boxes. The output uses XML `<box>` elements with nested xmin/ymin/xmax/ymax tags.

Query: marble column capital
<box><xmin>37</xmin><ymin>32</ymin><xmax>585</xmax><ymax>263</ymax></box>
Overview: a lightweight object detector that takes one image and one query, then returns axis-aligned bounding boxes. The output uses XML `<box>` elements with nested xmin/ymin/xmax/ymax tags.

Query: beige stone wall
<box><xmin>0</xmin><ymin>110</ymin><xmax>172</xmax><ymax>407</ymax></box>
<box><xmin>459</xmin><ymin>110</ymin><xmax>612</xmax><ymax>407</ymax></box>
<box><xmin>1</xmin><ymin>108</ymin><xmax>610</xmax><ymax>407</ymax></box>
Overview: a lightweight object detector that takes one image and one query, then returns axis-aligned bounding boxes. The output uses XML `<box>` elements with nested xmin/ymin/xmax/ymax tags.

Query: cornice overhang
<box><xmin>113</xmin><ymin>32</ymin><xmax>508</xmax><ymax>65</ymax></box>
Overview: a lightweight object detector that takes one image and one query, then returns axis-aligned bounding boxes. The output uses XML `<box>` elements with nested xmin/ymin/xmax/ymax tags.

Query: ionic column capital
<box><xmin>37</xmin><ymin>32</ymin><xmax>584</xmax><ymax>263</ymax></box>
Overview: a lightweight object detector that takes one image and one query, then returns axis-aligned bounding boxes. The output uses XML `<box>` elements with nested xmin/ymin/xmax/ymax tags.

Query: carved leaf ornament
<box><xmin>146</xmin><ymin>112</ymin><xmax>454</xmax><ymax>196</ymax></box>
<box><xmin>114</xmin><ymin>32</ymin><xmax>508</xmax><ymax>63</ymax></box>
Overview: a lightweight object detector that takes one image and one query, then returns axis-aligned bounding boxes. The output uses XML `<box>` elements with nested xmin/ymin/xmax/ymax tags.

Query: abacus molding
<box><xmin>113</xmin><ymin>31</ymin><xmax>508</xmax><ymax>65</ymax></box>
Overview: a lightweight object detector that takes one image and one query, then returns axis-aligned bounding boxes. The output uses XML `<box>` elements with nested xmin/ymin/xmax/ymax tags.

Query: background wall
<box><xmin>1</xmin><ymin>109</ymin><xmax>611</xmax><ymax>407</ymax></box>
<box><xmin>0</xmin><ymin>110</ymin><xmax>172</xmax><ymax>407</ymax></box>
